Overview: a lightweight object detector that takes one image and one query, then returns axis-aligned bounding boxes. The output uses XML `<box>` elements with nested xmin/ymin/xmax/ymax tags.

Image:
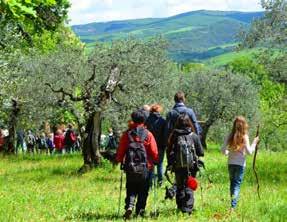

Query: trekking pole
<box><xmin>151</xmin><ymin>172</ymin><xmax>159</xmax><ymax>218</ymax></box>
<box><xmin>117</xmin><ymin>164</ymin><xmax>124</xmax><ymax>217</ymax></box>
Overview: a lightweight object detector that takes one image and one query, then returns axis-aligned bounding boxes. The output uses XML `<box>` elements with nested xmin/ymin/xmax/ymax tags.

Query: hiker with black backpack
<box><xmin>145</xmin><ymin>104</ymin><xmax>167</xmax><ymax>187</ymax></box>
<box><xmin>166</xmin><ymin>91</ymin><xmax>202</xmax><ymax>138</ymax></box>
<box><xmin>167</xmin><ymin>114</ymin><xmax>204</xmax><ymax>214</ymax></box>
<box><xmin>64</xmin><ymin>124</ymin><xmax>77</xmax><ymax>153</ymax></box>
<box><xmin>116</xmin><ymin>110</ymin><xmax>158</xmax><ymax>220</ymax></box>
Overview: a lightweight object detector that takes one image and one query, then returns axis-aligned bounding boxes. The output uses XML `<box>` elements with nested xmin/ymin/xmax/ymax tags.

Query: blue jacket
<box><xmin>166</xmin><ymin>103</ymin><xmax>202</xmax><ymax>137</ymax></box>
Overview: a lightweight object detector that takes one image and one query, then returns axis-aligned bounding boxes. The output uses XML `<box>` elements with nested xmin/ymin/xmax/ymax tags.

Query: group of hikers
<box><xmin>113</xmin><ymin>91</ymin><xmax>259</xmax><ymax>219</ymax></box>
<box><xmin>0</xmin><ymin>124</ymin><xmax>81</xmax><ymax>154</ymax></box>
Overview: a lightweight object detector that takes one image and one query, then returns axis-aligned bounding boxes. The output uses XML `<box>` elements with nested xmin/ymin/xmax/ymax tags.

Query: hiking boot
<box><xmin>123</xmin><ymin>208</ymin><xmax>132</xmax><ymax>220</ymax></box>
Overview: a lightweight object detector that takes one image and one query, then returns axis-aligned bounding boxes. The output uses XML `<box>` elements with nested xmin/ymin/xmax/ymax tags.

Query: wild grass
<box><xmin>0</xmin><ymin>147</ymin><xmax>286</xmax><ymax>222</ymax></box>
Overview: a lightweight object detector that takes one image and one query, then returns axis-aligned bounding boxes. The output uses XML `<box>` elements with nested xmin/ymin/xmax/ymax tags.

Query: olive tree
<box><xmin>181</xmin><ymin>70</ymin><xmax>260</xmax><ymax>148</ymax></box>
<box><xmin>31</xmin><ymin>38</ymin><xmax>176</xmax><ymax>171</ymax></box>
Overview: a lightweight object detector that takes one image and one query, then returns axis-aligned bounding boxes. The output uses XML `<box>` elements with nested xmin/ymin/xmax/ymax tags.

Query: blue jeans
<box><xmin>156</xmin><ymin>148</ymin><xmax>165</xmax><ymax>183</ymax></box>
<box><xmin>228</xmin><ymin>164</ymin><xmax>245</xmax><ymax>208</ymax></box>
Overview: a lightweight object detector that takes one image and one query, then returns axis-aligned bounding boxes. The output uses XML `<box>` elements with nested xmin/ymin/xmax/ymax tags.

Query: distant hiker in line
<box><xmin>26</xmin><ymin>130</ymin><xmax>36</xmax><ymax>154</ymax></box>
<box><xmin>221</xmin><ymin>116</ymin><xmax>259</xmax><ymax>210</ymax></box>
<box><xmin>16</xmin><ymin>129</ymin><xmax>25</xmax><ymax>154</ymax></box>
<box><xmin>116</xmin><ymin>110</ymin><xmax>158</xmax><ymax>219</ymax></box>
<box><xmin>166</xmin><ymin>91</ymin><xmax>202</xmax><ymax>138</ymax></box>
<box><xmin>0</xmin><ymin>129</ymin><xmax>5</xmax><ymax>152</ymax></box>
<box><xmin>64</xmin><ymin>124</ymin><xmax>77</xmax><ymax>153</ymax></box>
<box><xmin>105</xmin><ymin>128</ymin><xmax>118</xmax><ymax>151</ymax></box>
<box><xmin>167</xmin><ymin>114</ymin><xmax>204</xmax><ymax>214</ymax></box>
<box><xmin>37</xmin><ymin>132</ymin><xmax>48</xmax><ymax>154</ymax></box>
<box><xmin>46</xmin><ymin>133</ymin><xmax>55</xmax><ymax>155</ymax></box>
<box><xmin>145</xmin><ymin>104</ymin><xmax>167</xmax><ymax>186</ymax></box>
<box><xmin>54</xmin><ymin>129</ymin><xmax>65</xmax><ymax>154</ymax></box>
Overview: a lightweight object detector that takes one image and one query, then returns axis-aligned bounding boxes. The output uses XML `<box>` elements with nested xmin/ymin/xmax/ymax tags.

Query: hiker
<box><xmin>0</xmin><ymin>129</ymin><xmax>5</xmax><ymax>152</ymax></box>
<box><xmin>105</xmin><ymin>128</ymin><xmax>118</xmax><ymax>150</ymax></box>
<box><xmin>140</xmin><ymin>104</ymin><xmax>150</xmax><ymax>122</ymax></box>
<box><xmin>221</xmin><ymin>116</ymin><xmax>259</xmax><ymax>210</ymax></box>
<box><xmin>167</xmin><ymin>114</ymin><xmax>204</xmax><ymax>214</ymax></box>
<box><xmin>54</xmin><ymin>129</ymin><xmax>65</xmax><ymax>154</ymax></box>
<box><xmin>145</xmin><ymin>104</ymin><xmax>167</xmax><ymax>186</ymax></box>
<box><xmin>166</xmin><ymin>91</ymin><xmax>202</xmax><ymax>138</ymax></box>
<box><xmin>37</xmin><ymin>132</ymin><xmax>48</xmax><ymax>154</ymax></box>
<box><xmin>16</xmin><ymin>129</ymin><xmax>25</xmax><ymax>154</ymax></box>
<box><xmin>64</xmin><ymin>124</ymin><xmax>77</xmax><ymax>153</ymax></box>
<box><xmin>116</xmin><ymin>109</ymin><xmax>158</xmax><ymax>219</ymax></box>
<box><xmin>46</xmin><ymin>133</ymin><xmax>55</xmax><ymax>155</ymax></box>
<box><xmin>26</xmin><ymin>130</ymin><xmax>36</xmax><ymax>154</ymax></box>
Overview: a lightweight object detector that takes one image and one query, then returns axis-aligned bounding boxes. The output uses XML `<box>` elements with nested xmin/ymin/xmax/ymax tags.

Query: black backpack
<box><xmin>174</xmin><ymin>132</ymin><xmax>197</xmax><ymax>170</ymax></box>
<box><xmin>124</xmin><ymin>128</ymin><xmax>148</xmax><ymax>182</ymax></box>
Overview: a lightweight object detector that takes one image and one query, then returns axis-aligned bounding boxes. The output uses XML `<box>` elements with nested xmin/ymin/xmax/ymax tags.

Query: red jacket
<box><xmin>54</xmin><ymin>134</ymin><xmax>64</xmax><ymax>150</ymax></box>
<box><xmin>116</xmin><ymin>123</ymin><xmax>159</xmax><ymax>170</ymax></box>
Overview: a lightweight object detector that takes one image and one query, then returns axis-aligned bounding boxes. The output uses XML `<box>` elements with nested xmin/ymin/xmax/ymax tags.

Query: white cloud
<box><xmin>69</xmin><ymin>0</ymin><xmax>263</xmax><ymax>25</ymax></box>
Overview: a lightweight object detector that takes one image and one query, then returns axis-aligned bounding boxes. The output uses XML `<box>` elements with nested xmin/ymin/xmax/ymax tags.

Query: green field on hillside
<box><xmin>73</xmin><ymin>10</ymin><xmax>263</xmax><ymax>62</ymax></box>
<box><xmin>1</xmin><ymin>148</ymin><xmax>286</xmax><ymax>221</ymax></box>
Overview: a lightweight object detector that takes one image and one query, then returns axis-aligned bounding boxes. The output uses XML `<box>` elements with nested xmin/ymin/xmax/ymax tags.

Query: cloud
<box><xmin>69</xmin><ymin>0</ymin><xmax>263</xmax><ymax>25</ymax></box>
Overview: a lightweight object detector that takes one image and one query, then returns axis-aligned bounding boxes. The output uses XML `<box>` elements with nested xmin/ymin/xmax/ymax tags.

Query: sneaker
<box><xmin>123</xmin><ymin>208</ymin><xmax>132</xmax><ymax>220</ymax></box>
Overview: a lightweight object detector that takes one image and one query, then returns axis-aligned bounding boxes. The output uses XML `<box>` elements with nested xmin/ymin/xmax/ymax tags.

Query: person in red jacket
<box><xmin>54</xmin><ymin>129</ymin><xmax>65</xmax><ymax>154</ymax></box>
<box><xmin>116</xmin><ymin>110</ymin><xmax>158</xmax><ymax>219</ymax></box>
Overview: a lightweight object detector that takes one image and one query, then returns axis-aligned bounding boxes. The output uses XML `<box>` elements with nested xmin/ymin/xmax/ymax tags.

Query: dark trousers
<box><xmin>125</xmin><ymin>171</ymin><xmax>152</xmax><ymax>214</ymax></box>
<box><xmin>175</xmin><ymin>168</ymin><xmax>195</xmax><ymax>213</ymax></box>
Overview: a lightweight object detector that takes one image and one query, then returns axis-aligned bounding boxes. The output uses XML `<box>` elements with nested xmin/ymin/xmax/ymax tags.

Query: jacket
<box><xmin>166</xmin><ymin>103</ymin><xmax>202</xmax><ymax>137</ymax></box>
<box><xmin>116</xmin><ymin>123</ymin><xmax>159</xmax><ymax>170</ymax></box>
<box><xmin>54</xmin><ymin>134</ymin><xmax>65</xmax><ymax>150</ymax></box>
<box><xmin>145</xmin><ymin>112</ymin><xmax>167</xmax><ymax>150</ymax></box>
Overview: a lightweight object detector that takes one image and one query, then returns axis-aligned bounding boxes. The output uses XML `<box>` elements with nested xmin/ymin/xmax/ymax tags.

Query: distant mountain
<box><xmin>72</xmin><ymin>10</ymin><xmax>264</xmax><ymax>62</ymax></box>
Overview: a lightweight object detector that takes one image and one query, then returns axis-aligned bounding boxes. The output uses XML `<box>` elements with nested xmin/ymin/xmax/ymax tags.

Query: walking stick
<box><xmin>252</xmin><ymin>125</ymin><xmax>261</xmax><ymax>199</ymax></box>
<box><xmin>150</xmin><ymin>173</ymin><xmax>159</xmax><ymax>218</ymax></box>
<box><xmin>117</xmin><ymin>165</ymin><xmax>124</xmax><ymax>217</ymax></box>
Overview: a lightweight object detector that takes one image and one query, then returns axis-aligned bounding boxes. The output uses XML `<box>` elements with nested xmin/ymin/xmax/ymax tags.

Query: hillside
<box><xmin>72</xmin><ymin>10</ymin><xmax>263</xmax><ymax>62</ymax></box>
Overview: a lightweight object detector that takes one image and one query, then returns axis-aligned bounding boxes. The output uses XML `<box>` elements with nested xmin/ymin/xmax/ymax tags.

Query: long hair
<box><xmin>175</xmin><ymin>114</ymin><xmax>196</xmax><ymax>132</ymax></box>
<box><xmin>227</xmin><ymin>116</ymin><xmax>248</xmax><ymax>151</ymax></box>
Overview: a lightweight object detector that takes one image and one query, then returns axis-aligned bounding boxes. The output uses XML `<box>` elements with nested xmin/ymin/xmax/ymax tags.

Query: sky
<box><xmin>69</xmin><ymin>0</ymin><xmax>263</xmax><ymax>25</ymax></box>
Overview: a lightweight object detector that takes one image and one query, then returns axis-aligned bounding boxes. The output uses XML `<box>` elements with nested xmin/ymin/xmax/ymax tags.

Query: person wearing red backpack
<box><xmin>64</xmin><ymin>124</ymin><xmax>77</xmax><ymax>153</ymax></box>
<box><xmin>116</xmin><ymin>110</ymin><xmax>158</xmax><ymax>220</ymax></box>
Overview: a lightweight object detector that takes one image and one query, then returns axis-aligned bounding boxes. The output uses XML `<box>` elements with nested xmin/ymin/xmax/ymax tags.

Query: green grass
<box><xmin>0</xmin><ymin>148</ymin><xmax>286</xmax><ymax>221</ymax></box>
<box><xmin>205</xmin><ymin>49</ymin><xmax>260</xmax><ymax>67</ymax></box>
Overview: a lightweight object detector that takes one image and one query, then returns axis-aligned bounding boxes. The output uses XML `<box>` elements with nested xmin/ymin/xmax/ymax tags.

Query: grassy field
<box><xmin>0</xmin><ymin>147</ymin><xmax>286</xmax><ymax>222</ymax></box>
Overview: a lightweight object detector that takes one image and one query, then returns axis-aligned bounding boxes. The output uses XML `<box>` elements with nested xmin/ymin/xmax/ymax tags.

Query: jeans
<box><xmin>156</xmin><ymin>148</ymin><xmax>165</xmax><ymax>184</ymax></box>
<box><xmin>228</xmin><ymin>164</ymin><xmax>245</xmax><ymax>208</ymax></box>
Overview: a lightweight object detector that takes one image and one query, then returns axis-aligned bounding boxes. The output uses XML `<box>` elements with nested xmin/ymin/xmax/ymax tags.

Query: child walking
<box><xmin>221</xmin><ymin>116</ymin><xmax>259</xmax><ymax>210</ymax></box>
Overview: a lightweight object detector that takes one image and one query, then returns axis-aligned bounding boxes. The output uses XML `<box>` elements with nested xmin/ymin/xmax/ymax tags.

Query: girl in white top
<box><xmin>221</xmin><ymin>116</ymin><xmax>259</xmax><ymax>209</ymax></box>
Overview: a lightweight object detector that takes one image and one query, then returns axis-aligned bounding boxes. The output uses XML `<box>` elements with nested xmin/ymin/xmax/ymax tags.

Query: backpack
<box><xmin>174</xmin><ymin>132</ymin><xmax>197</xmax><ymax>170</ymax></box>
<box><xmin>124</xmin><ymin>128</ymin><xmax>148</xmax><ymax>182</ymax></box>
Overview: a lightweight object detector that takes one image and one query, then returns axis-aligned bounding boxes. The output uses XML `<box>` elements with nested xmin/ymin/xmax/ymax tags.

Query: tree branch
<box><xmin>45</xmin><ymin>83</ymin><xmax>89</xmax><ymax>102</ymax></box>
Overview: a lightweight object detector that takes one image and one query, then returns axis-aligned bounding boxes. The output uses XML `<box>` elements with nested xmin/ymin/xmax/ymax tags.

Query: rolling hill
<box><xmin>72</xmin><ymin>10</ymin><xmax>263</xmax><ymax>62</ymax></box>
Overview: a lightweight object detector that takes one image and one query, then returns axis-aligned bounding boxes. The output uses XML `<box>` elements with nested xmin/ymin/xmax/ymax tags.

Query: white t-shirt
<box><xmin>221</xmin><ymin>134</ymin><xmax>256</xmax><ymax>167</ymax></box>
